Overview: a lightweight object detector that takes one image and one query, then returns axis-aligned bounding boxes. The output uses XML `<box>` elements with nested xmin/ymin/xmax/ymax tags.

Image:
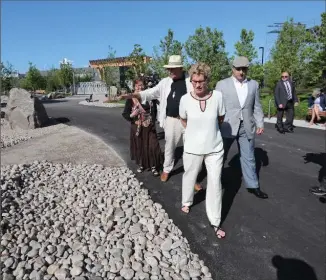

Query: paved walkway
<box><xmin>44</xmin><ymin>100</ymin><xmax>325</xmax><ymax>280</ymax></box>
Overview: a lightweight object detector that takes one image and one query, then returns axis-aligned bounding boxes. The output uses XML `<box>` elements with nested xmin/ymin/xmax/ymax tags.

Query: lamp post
<box><xmin>259</xmin><ymin>47</ymin><xmax>265</xmax><ymax>88</ymax></box>
<box><xmin>72</xmin><ymin>71</ymin><xmax>76</xmax><ymax>95</ymax></box>
<box><xmin>259</xmin><ymin>47</ymin><xmax>264</xmax><ymax>65</ymax></box>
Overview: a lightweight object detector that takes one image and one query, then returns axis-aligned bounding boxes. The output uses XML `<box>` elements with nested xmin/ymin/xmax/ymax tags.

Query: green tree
<box><xmin>45</xmin><ymin>68</ymin><xmax>61</xmax><ymax>92</ymax></box>
<box><xmin>233</xmin><ymin>29</ymin><xmax>264</xmax><ymax>86</ymax></box>
<box><xmin>103</xmin><ymin>45</ymin><xmax>119</xmax><ymax>87</ymax></box>
<box><xmin>0</xmin><ymin>62</ymin><xmax>19</xmax><ymax>93</ymax></box>
<box><xmin>22</xmin><ymin>62</ymin><xmax>46</xmax><ymax>91</ymax></box>
<box><xmin>149</xmin><ymin>28</ymin><xmax>186</xmax><ymax>77</ymax></box>
<box><xmin>264</xmin><ymin>19</ymin><xmax>316</xmax><ymax>89</ymax></box>
<box><xmin>125</xmin><ymin>44</ymin><xmax>149</xmax><ymax>81</ymax></box>
<box><xmin>305</xmin><ymin>13</ymin><xmax>326</xmax><ymax>88</ymax></box>
<box><xmin>185</xmin><ymin>26</ymin><xmax>229</xmax><ymax>88</ymax></box>
<box><xmin>234</xmin><ymin>29</ymin><xmax>258</xmax><ymax>61</ymax></box>
<box><xmin>58</xmin><ymin>63</ymin><xmax>73</xmax><ymax>93</ymax></box>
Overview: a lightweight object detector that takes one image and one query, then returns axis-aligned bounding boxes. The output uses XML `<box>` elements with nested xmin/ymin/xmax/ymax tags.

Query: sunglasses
<box><xmin>234</xmin><ymin>67</ymin><xmax>248</xmax><ymax>72</ymax></box>
<box><xmin>281</xmin><ymin>76</ymin><xmax>289</xmax><ymax>78</ymax></box>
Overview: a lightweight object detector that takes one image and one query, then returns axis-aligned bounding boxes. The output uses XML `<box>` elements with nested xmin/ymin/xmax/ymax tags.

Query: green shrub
<box><xmin>260</xmin><ymin>95</ymin><xmax>309</xmax><ymax>120</ymax></box>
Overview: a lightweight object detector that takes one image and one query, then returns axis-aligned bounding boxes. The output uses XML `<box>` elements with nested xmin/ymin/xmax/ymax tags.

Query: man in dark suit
<box><xmin>274</xmin><ymin>72</ymin><xmax>298</xmax><ymax>133</ymax></box>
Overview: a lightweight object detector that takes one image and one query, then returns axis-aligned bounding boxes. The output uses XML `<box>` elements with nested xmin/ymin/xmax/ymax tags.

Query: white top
<box><xmin>140</xmin><ymin>76</ymin><xmax>193</xmax><ymax>129</ymax></box>
<box><xmin>179</xmin><ymin>90</ymin><xmax>225</xmax><ymax>155</ymax></box>
<box><xmin>232</xmin><ymin>76</ymin><xmax>248</xmax><ymax>120</ymax></box>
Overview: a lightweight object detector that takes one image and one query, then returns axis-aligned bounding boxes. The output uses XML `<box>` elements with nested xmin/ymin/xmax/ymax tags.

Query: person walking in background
<box><xmin>122</xmin><ymin>78</ymin><xmax>162</xmax><ymax>176</ymax></box>
<box><xmin>308</xmin><ymin>88</ymin><xmax>326</xmax><ymax>126</ymax></box>
<box><xmin>119</xmin><ymin>55</ymin><xmax>202</xmax><ymax>191</ymax></box>
<box><xmin>274</xmin><ymin>71</ymin><xmax>299</xmax><ymax>134</ymax></box>
<box><xmin>180</xmin><ymin>62</ymin><xmax>226</xmax><ymax>239</ymax></box>
<box><xmin>216</xmin><ymin>56</ymin><xmax>268</xmax><ymax>199</ymax></box>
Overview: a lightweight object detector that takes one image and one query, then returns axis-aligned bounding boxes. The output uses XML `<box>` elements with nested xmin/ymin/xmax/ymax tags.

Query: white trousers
<box><xmin>163</xmin><ymin>117</ymin><xmax>185</xmax><ymax>173</ymax></box>
<box><xmin>182</xmin><ymin>151</ymin><xmax>224</xmax><ymax>227</ymax></box>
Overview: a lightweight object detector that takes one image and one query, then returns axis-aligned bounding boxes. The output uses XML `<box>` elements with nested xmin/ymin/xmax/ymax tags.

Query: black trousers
<box><xmin>276</xmin><ymin>100</ymin><xmax>294</xmax><ymax>129</ymax></box>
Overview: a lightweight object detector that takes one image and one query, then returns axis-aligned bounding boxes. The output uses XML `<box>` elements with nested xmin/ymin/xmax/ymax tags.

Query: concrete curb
<box><xmin>264</xmin><ymin>117</ymin><xmax>326</xmax><ymax>130</ymax></box>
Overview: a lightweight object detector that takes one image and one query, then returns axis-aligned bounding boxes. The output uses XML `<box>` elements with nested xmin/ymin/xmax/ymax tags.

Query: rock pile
<box><xmin>6</xmin><ymin>88</ymin><xmax>49</xmax><ymax>129</ymax></box>
<box><xmin>1</xmin><ymin>161</ymin><xmax>212</xmax><ymax>280</ymax></box>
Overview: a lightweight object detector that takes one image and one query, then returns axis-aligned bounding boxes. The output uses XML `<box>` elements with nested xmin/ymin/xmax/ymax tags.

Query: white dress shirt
<box><xmin>232</xmin><ymin>76</ymin><xmax>248</xmax><ymax>120</ymax></box>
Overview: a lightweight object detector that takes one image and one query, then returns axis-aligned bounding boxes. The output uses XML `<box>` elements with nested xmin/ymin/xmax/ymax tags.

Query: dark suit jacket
<box><xmin>274</xmin><ymin>79</ymin><xmax>298</xmax><ymax>107</ymax></box>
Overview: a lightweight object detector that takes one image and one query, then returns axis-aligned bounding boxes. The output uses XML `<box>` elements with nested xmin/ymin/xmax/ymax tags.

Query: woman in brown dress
<box><xmin>122</xmin><ymin>79</ymin><xmax>162</xmax><ymax>176</ymax></box>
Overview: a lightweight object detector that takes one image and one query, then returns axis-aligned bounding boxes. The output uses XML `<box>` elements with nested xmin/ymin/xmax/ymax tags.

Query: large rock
<box><xmin>7</xmin><ymin>88</ymin><xmax>49</xmax><ymax>129</ymax></box>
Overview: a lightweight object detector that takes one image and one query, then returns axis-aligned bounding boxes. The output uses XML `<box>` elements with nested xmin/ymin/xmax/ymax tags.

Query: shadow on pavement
<box><xmin>272</xmin><ymin>255</ymin><xmax>319</xmax><ymax>280</ymax></box>
<box><xmin>221</xmin><ymin>147</ymin><xmax>269</xmax><ymax>225</ymax></box>
<box><xmin>43</xmin><ymin>117</ymin><xmax>71</xmax><ymax>127</ymax></box>
<box><xmin>41</xmin><ymin>99</ymin><xmax>68</xmax><ymax>104</ymax></box>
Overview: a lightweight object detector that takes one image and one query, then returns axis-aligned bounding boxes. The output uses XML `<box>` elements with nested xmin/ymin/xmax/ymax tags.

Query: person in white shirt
<box><xmin>119</xmin><ymin>55</ymin><xmax>202</xmax><ymax>191</ymax></box>
<box><xmin>179</xmin><ymin>62</ymin><xmax>226</xmax><ymax>239</ymax></box>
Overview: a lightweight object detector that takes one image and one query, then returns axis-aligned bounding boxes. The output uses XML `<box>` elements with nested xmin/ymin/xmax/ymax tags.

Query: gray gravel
<box><xmin>1</xmin><ymin>119</ymin><xmax>66</xmax><ymax>149</ymax></box>
<box><xmin>1</xmin><ymin>161</ymin><xmax>213</xmax><ymax>279</ymax></box>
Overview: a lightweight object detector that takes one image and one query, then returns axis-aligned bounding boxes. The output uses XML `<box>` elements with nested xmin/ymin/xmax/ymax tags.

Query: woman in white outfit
<box><xmin>179</xmin><ymin>62</ymin><xmax>226</xmax><ymax>239</ymax></box>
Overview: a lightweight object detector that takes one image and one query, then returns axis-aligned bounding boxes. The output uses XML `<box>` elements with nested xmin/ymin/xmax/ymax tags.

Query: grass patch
<box><xmin>103</xmin><ymin>99</ymin><xmax>126</xmax><ymax>105</ymax></box>
<box><xmin>260</xmin><ymin>93</ymin><xmax>310</xmax><ymax>120</ymax></box>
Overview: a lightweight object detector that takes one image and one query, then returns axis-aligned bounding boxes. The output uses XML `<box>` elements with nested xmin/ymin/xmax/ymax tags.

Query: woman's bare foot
<box><xmin>181</xmin><ymin>206</ymin><xmax>190</xmax><ymax>214</ymax></box>
<box><xmin>212</xmin><ymin>226</ymin><xmax>226</xmax><ymax>239</ymax></box>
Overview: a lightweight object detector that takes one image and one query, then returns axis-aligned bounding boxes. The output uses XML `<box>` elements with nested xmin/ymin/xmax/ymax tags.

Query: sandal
<box><xmin>212</xmin><ymin>226</ymin><xmax>226</xmax><ymax>239</ymax></box>
<box><xmin>151</xmin><ymin>167</ymin><xmax>159</xmax><ymax>177</ymax></box>
<box><xmin>137</xmin><ymin>166</ymin><xmax>144</xmax><ymax>173</ymax></box>
<box><xmin>181</xmin><ymin>206</ymin><xmax>190</xmax><ymax>214</ymax></box>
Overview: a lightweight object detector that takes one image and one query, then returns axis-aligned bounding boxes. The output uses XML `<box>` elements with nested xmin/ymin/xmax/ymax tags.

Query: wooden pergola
<box><xmin>89</xmin><ymin>56</ymin><xmax>152</xmax><ymax>81</ymax></box>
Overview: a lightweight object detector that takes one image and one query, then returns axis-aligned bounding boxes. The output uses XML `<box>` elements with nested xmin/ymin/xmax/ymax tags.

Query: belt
<box><xmin>167</xmin><ymin>116</ymin><xmax>180</xmax><ymax>119</ymax></box>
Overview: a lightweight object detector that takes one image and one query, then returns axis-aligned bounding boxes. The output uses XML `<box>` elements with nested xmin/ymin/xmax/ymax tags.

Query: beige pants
<box><xmin>182</xmin><ymin>151</ymin><xmax>224</xmax><ymax>227</ymax></box>
<box><xmin>163</xmin><ymin>117</ymin><xmax>185</xmax><ymax>173</ymax></box>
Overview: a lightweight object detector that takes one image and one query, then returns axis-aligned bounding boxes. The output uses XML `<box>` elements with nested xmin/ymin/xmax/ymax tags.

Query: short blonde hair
<box><xmin>312</xmin><ymin>88</ymin><xmax>321</xmax><ymax>98</ymax></box>
<box><xmin>188</xmin><ymin>63</ymin><xmax>211</xmax><ymax>82</ymax></box>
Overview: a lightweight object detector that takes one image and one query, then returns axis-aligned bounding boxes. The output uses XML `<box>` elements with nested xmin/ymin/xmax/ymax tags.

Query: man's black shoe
<box><xmin>276</xmin><ymin>126</ymin><xmax>285</xmax><ymax>134</ymax></box>
<box><xmin>309</xmin><ymin>186</ymin><xmax>326</xmax><ymax>196</ymax></box>
<box><xmin>247</xmin><ymin>188</ymin><xmax>268</xmax><ymax>199</ymax></box>
<box><xmin>284</xmin><ymin>128</ymin><xmax>294</xmax><ymax>133</ymax></box>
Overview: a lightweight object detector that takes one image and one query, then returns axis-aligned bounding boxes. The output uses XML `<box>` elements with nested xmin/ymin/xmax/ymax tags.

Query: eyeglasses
<box><xmin>191</xmin><ymin>80</ymin><xmax>206</xmax><ymax>85</ymax></box>
<box><xmin>281</xmin><ymin>76</ymin><xmax>289</xmax><ymax>78</ymax></box>
<box><xmin>234</xmin><ymin>67</ymin><xmax>248</xmax><ymax>72</ymax></box>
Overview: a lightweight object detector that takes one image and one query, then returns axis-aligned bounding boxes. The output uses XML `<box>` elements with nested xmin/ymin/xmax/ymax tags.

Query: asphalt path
<box><xmin>44</xmin><ymin>99</ymin><xmax>325</xmax><ymax>280</ymax></box>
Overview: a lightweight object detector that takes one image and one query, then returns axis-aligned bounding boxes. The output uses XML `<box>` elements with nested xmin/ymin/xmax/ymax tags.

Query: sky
<box><xmin>1</xmin><ymin>1</ymin><xmax>325</xmax><ymax>73</ymax></box>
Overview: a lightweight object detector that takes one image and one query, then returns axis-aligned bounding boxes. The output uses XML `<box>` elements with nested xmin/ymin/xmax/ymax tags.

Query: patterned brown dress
<box><xmin>122</xmin><ymin>99</ymin><xmax>162</xmax><ymax>173</ymax></box>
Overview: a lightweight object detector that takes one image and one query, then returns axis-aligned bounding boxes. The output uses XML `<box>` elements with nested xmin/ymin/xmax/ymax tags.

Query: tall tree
<box><xmin>234</xmin><ymin>29</ymin><xmax>258</xmax><ymax>61</ymax></box>
<box><xmin>305</xmin><ymin>12</ymin><xmax>326</xmax><ymax>88</ymax></box>
<box><xmin>150</xmin><ymin>29</ymin><xmax>186</xmax><ymax>77</ymax></box>
<box><xmin>21</xmin><ymin>62</ymin><xmax>46</xmax><ymax>91</ymax></box>
<box><xmin>58</xmin><ymin>63</ymin><xmax>73</xmax><ymax>93</ymax></box>
<box><xmin>185</xmin><ymin>26</ymin><xmax>229</xmax><ymax>88</ymax></box>
<box><xmin>0</xmin><ymin>62</ymin><xmax>19</xmax><ymax>93</ymax></box>
<box><xmin>103</xmin><ymin>45</ymin><xmax>119</xmax><ymax>87</ymax></box>
<box><xmin>233</xmin><ymin>29</ymin><xmax>264</xmax><ymax>86</ymax></box>
<box><xmin>45</xmin><ymin>68</ymin><xmax>61</xmax><ymax>92</ymax></box>
<box><xmin>264</xmin><ymin>18</ymin><xmax>316</xmax><ymax>89</ymax></box>
<box><xmin>126</xmin><ymin>44</ymin><xmax>149</xmax><ymax>81</ymax></box>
